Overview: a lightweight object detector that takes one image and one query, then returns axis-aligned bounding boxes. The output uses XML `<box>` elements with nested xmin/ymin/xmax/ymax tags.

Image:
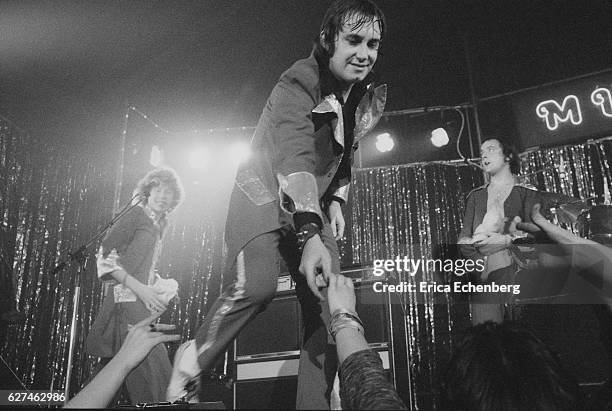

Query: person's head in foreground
<box><xmin>442</xmin><ymin>321</ymin><xmax>579</xmax><ymax>411</ymax></box>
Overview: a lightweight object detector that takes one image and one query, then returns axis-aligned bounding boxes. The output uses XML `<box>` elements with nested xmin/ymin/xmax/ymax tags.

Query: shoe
<box><xmin>166</xmin><ymin>340</ymin><xmax>201</xmax><ymax>403</ymax></box>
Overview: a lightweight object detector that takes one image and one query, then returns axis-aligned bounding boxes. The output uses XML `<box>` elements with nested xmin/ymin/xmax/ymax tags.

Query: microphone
<box><xmin>142</xmin><ymin>178</ymin><xmax>161</xmax><ymax>198</ymax></box>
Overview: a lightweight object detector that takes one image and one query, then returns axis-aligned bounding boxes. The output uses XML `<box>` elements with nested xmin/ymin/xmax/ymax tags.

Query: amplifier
<box><xmin>235</xmin><ymin>275</ymin><xmax>389</xmax><ymax>361</ymax></box>
<box><xmin>233</xmin><ymin>269</ymin><xmax>392</xmax><ymax>409</ymax></box>
<box><xmin>235</xmin><ymin>343</ymin><xmax>390</xmax><ymax>381</ymax></box>
<box><xmin>233</xmin><ymin>345</ymin><xmax>391</xmax><ymax>410</ymax></box>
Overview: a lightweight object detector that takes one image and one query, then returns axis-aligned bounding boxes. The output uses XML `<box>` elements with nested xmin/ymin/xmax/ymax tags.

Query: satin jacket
<box><xmin>224</xmin><ymin>51</ymin><xmax>386</xmax><ymax>263</ymax></box>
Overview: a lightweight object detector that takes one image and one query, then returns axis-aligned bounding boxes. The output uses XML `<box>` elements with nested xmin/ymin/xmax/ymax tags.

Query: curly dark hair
<box><xmin>133</xmin><ymin>167</ymin><xmax>184</xmax><ymax>212</ymax></box>
<box><xmin>314</xmin><ymin>0</ymin><xmax>386</xmax><ymax>58</ymax></box>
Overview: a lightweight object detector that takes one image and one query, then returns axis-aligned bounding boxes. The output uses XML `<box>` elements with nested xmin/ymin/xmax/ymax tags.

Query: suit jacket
<box><xmin>225</xmin><ymin>52</ymin><xmax>386</xmax><ymax>264</ymax></box>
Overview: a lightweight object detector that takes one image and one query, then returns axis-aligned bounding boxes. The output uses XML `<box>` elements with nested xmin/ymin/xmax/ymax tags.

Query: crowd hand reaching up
<box><xmin>327</xmin><ymin>273</ymin><xmax>356</xmax><ymax>315</ymax></box>
<box><xmin>327</xmin><ymin>273</ymin><xmax>370</xmax><ymax>365</ymax></box>
<box><xmin>514</xmin><ymin>204</ymin><xmax>556</xmax><ymax>243</ymax></box>
<box><xmin>530</xmin><ymin>203</ymin><xmax>551</xmax><ymax>227</ymax></box>
<box><xmin>118</xmin><ymin>312</ymin><xmax>180</xmax><ymax>369</ymax></box>
<box><xmin>300</xmin><ymin>235</ymin><xmax>332</xmax><ymax>301</ymax></box>
<box><xmin>328</xmin><ymin>200</ymin><xmax>345</xmax><ymax>240</ymax></box>
<box><xmin>64</xmin><ymin>311</ymin><xmax>179</xmax><ymax>408</ymax></box>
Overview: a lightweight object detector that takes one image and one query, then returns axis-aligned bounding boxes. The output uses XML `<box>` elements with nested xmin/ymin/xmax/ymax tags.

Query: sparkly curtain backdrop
<box><xmin>111</xmin><ymin>108</ymin><xmax>232</xmax><ymax>370</ymax></box>
<box><xmin>0</xmin><ymin>112</ymin><xmax>229</xmax><ymax>396</ymax></box>
<box><xmin>346</xmin><ymin>162</ymin><xmax>483</xmax><ymax>409</ymax></box>
<box><xmin>3</xmin><ymin>99</ymin><xmax>612</xmax><ymax>407</ymax></box>
<box><xmin>0</xmin><ymin>116</ymin><xmax>117</xmax><ymax>393</ymax></box>
<box><xmin>344</xmin><ymin>138</ymin><xmax>612</xmax><ymax>409</ymax></box>
<box><xmin>520</xmin><ymin>140</ymin><xmax>612</xmax><ymax>203</ymax></box>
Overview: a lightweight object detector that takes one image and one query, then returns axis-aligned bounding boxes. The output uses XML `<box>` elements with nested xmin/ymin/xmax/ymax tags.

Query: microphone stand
<box><xmin>51</xmin><ymin>193</ymin><xmax>146</xmax><ymax>403</ymax></box>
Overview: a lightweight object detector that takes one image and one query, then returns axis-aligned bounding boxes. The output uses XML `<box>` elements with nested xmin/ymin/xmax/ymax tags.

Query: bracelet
<box><xmin>329</xmin><ymin>317</ymin><xmax>365</xmax><ymax>340</ymax></box>
<box><xmin>328</xmin><ymin>310</ymin><xmax>365</xmax><ymax>340</ymax></box>
<box><xmin>296</xmin><ymin>222</ymin><xmax>321</xmax><ymax>251</ymax></box>
<box><xmin>330</xmin><ymin>311</ymin><xmax>364</xmax><ymax>328</ymax></box>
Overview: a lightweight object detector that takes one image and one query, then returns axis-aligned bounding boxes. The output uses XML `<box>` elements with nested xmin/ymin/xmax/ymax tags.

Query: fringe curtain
<box><xmin>2</xmin><ymin>112</ymin><xmax>611</xmax><ymax>406</ymax></box>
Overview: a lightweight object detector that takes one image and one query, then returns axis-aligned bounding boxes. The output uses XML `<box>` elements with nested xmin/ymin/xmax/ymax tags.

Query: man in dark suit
<box><xmin>168</xmin><ymin>1</ymin><xmax>387</xmax><ymax>408</ymax></box>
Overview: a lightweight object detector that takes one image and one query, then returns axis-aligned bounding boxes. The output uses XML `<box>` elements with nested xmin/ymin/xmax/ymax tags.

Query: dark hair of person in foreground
<box><xmin>442</xmin><ymin>321</ymin><xmax>580</xmax><ymax>411</ymax></box>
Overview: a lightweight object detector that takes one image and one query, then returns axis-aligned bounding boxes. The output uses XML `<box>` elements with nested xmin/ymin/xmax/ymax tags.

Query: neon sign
<box><xmin>536</xmin><ymin>95</ymin><xmax>582</xmax><ymax>130</ymax></box>
<box><xmin>536</xmin><ymin>86</ymin><xmax>612</xmax><ymax>130</ymax></box>
<box><xmin>591</xmin><ymin>87</ymin><xmax>612</xmax><ymax>118</ymax></box>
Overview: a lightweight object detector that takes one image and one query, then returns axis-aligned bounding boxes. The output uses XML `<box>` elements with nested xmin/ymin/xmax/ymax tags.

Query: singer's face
<box><xmin>480</xmin><ymin>139</ymin><xmax>509</xmax><ymax>175</ymax></box>
<box><xmin>148</xmin><ymin>184</ymin><xmax>175</xmax><ymax>214</ymax></box>
<box><xmin>328</xmin><ymin>16</ymin><xmax>381</xmax><ymax>85</ymax></box>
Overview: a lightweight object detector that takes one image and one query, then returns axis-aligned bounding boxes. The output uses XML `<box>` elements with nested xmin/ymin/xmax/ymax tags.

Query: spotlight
<box><xmin>430</xmin><ymin>128</ymin><xmax>449</xmax><ymax>147</ymax></box>
<box><xmin>229</xmin><ymin>142</ymin><xmax>251</xmax><ymax>164</ymax></box>
<box><xmin>150</xmin><ymin>145</ymin><xmax>163</xmax><ymax>167</ymax></box>
<box><xmin>188</xmin><ymin>147</ymin><xmax>209</xmax><ymax>169</ymax></box>
<box><xmin>375</xmin><ymin>133</ymin><xmax>395</xmax><ymax>153</ymax></box>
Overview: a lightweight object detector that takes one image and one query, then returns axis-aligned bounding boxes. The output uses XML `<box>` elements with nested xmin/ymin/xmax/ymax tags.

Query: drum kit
<box><xmin>538</xmin><ymin>191</ymin><xmax>612</xmax><ymax>244</ymax></box>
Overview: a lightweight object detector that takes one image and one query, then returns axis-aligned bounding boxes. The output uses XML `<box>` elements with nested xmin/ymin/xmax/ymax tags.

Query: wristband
<box><xmin>329</xmin><ymin>195</ymin><xmax>345</xmax><ymax>205</ymax></box>
<box><xmin>297</xmin><ymin>222</ymin><xmax>321</xmax><ymax>251</ymax></box>
<box><xmin>294</xmin><ymin>212</ymin><xmax>323</xmax><ymax>231</ymax></box>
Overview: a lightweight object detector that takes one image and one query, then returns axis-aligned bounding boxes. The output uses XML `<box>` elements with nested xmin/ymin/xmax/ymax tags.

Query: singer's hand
<box><xmin>299</xmin><ymin>235</ymin><xmax>331</xmax><ymax>301</ymax></box>
<box><xmin>328</xmin><ymin>201</ymin><xmax>345</xmax><ymax>240</ymax></box>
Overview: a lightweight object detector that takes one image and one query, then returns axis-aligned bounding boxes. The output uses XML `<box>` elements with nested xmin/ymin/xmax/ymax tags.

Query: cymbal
<box><xmin>537</xmin><ymin>190</ymin><xmax>580</xmax><ymax>206</ymax></box>
<box><xmin>536</xmin><ymin>191</ymin><xmax>588</xmax><ymax>224</ymax></box>
<box><xmin>557</xmin><ymin>202</ymin><xmax>589</xmax><ymax>224</ymax></box>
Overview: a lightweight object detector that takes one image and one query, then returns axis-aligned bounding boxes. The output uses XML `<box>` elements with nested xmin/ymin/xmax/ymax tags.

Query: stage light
<box><xmin>150</xmin><ymin>145</ymin><xmax>163</xmax><ymax>167</ymax></box>
<box><xmin>229</xmin><ymin>142</ymin><xmax>251</xmax><ymax>163</ymax></box>
<box><xmin>188</xmin><ymin>147</ymin><xmax>209</xmax><ymax>169</ymax></box>
<box><xmin>375</xmin><ymin>133</ymin><xmax>394</xmax><ymax>153</ymax></box>
<box><xmin>430</xmin><ymin>128</ymin><xmax>449</xmax><ymax>147</ymax></box>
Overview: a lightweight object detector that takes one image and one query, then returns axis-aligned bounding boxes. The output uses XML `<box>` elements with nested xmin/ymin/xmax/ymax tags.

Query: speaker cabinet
<box><xmin>233</xmin><ymin>279</ymin><xmax>392</xmax><ymax>409</ymax></box>
<box><xmin>234</xmin><ymin>377</ymin><xmax>297</xmax><ymax>410</ymax></box>
<box><xmin>235</xmin><ymin>293</ymin><xmax>302</xmax><ymax>358</ymax></box>
<box><xmin>235</xmin><ymin>281</ymin><xmax>390</xmax><ymax>360</ymax></box>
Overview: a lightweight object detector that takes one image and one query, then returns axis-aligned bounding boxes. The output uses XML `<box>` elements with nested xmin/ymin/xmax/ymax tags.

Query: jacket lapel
<box><xmin>312</xmin><ymin>94</ymin><xmax>344</xmax><ymax>148</ymax></box>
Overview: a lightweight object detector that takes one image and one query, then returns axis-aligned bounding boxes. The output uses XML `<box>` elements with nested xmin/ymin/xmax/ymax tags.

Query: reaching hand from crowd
<box><xmin>65</xmin><ymin>312</ymin><xmax>179</xmax><ymax>408</ymax></box>
<box><xmin>117</xmin><ymin>312</ymin><xmax>180</xmax><ymax>369</ymax></box>
<box><xmin>327</xmin><ymin>272</ymin><xmax>356</xmax><ymax>315</ymax></box>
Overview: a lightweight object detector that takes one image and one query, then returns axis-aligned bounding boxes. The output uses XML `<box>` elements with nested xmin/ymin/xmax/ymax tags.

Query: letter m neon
<box><xmin>536</xmin><ymin>95</ymin><xmax>582</xmax><ymax>130</ymax></box>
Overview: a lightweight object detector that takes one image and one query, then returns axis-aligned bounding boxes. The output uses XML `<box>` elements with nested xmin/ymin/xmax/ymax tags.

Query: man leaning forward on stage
<box><xmin>167</xmin><ymin>1</ymin><xmax>387</xmax><ymax>408</ymax></box>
